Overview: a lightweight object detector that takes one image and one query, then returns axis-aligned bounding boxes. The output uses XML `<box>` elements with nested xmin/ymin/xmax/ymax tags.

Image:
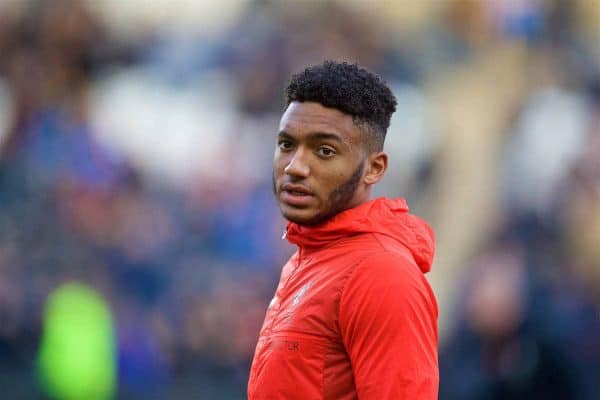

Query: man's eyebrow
<box><xmin>278</xmin><ymin>130</ymin><xmax>349</xmax><ymax>146</ymax></box>
<box><xmin>310</xmin><ymin>132</ymin><xmax>345</xmax><ymax>143</ymax></box>
<box><xmin>277</xmin><ymin>131</ymin><xmax>294</xmax><ymax>140</ymax></box>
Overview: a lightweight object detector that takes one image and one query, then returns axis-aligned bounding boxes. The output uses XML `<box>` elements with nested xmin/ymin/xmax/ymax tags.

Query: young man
<box><xmin>248</xmin><ymin>61</ymin><xmax>438</xmax><ymax>399</ymax></box>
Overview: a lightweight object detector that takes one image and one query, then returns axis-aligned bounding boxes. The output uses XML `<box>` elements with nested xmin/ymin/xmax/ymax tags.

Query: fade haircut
<box><xmin>284</xmin><ymin>61</ymin><xmax>397</xmax><ymax>153</ymax></box>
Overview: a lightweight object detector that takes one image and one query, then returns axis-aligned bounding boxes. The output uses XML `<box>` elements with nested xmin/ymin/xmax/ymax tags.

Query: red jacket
<box><xmin>248</xmin><ymin>198</ymin><xmax>438</xmax><ymax>399</ymax></box>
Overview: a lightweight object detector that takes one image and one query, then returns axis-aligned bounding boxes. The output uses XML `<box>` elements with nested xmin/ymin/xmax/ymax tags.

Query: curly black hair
<box><xmin>284</xmin><ymin>61</ymin><xmax>397</xmax><ymax>152</ymax></box>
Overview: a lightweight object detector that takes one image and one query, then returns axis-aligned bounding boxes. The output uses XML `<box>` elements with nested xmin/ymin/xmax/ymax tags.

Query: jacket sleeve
<box><xmin>338</xmin><ymin>252</ymin><xmax>439</xmax><ymax>399</ymax></box>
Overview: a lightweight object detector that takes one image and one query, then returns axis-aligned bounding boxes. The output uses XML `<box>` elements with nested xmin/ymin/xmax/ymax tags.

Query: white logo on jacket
<box><xmin>292</xmin><ymin>281</ymin><xmax>313</xmax><ymax>306</ymax></box>
<box><xmin>268</xmin><ymin>295</ymin><xmax>278</xmax><ymax>309</ymax></box>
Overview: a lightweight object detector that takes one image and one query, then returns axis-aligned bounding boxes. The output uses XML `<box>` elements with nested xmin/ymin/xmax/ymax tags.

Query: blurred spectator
<box><xmin>439</xmin><ymin>237</ymin><xmax>577</xmax><ymax>400</ymax></box>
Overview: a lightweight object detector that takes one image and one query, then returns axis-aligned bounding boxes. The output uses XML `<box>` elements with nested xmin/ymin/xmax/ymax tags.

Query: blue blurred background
<box><xmin>0</xmin><ymin>0</ymin><xmax>598</xmax><ymax>398</ymax></box>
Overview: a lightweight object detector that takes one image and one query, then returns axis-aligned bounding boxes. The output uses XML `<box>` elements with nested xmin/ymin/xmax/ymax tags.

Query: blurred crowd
<box><xmin>0</xmin><ymin>0</ymin><xmax>598</xmax><ymax>398</ymax></box>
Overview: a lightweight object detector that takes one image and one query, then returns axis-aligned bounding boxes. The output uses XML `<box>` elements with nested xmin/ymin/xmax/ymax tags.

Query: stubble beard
<box><xmin>272</xmin><ymin>162</ymin><xmax>364</xmax><ymax>226</ymax></box>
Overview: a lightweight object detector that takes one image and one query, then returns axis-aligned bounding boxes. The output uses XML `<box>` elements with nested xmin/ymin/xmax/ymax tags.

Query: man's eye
<box><xmin>278</xmin><ymin>141</ymin><xmax>293</xmax><ymax>150</ymax></box>
<box><xmin>317</xmin><ymin>147</ymin><xmax>336</xmax><ymax>157</ymax></box>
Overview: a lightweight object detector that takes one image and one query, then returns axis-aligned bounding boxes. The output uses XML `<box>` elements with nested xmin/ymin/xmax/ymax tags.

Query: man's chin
<box><xmin>280</xmin><ymin>206</ymin><xmax>329</xmax><ymax>226</ymax></box>
<box><xmin>280</xmin><ymin>206</ymin><xmax>317</xmax><ymax>225</ymax></box>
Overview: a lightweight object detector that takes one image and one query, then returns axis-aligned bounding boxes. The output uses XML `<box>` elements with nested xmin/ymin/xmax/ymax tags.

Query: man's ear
<box><xmin>363</xmin><ymin>151</ymin><xmax>388</xmax><ymax>185</ymax></box>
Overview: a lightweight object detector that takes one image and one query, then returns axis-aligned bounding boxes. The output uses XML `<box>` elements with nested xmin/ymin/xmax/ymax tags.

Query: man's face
<box><xmin>273</xmin><ymin>101</ymin><xmax>368</xmax><ymax>225</ymax></box>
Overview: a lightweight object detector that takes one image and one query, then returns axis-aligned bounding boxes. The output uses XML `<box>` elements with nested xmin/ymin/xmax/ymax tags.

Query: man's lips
<box><xmin>279</xmin><ymin>183</ymin><xmax>314</xmax><ymax>206</ymax></box>
<box><xmin>280</xmin><ymin>183</ymin><xmax>313</xmax><ymax>196</ymax></box>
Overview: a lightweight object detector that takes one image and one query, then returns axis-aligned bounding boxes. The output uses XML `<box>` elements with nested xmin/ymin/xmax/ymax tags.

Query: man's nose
<box><xmin>284</xmin><ymin>150</ymin><xmax>310</xmax><ymax>178</ymax></box>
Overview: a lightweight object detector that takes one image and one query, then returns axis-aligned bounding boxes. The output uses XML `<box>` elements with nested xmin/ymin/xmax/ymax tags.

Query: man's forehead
<box><xmin>279</xmin><ymin>101</ymin><xmax>357</xmax><ymax>134</ymax></box>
